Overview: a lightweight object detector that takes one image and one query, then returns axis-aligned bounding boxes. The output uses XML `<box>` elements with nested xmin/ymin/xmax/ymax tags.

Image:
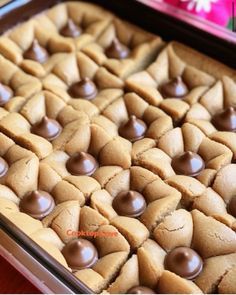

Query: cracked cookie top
<box><xmin>0</xmin><ymin>1</ymin><xmax>235</xmax><ymax>294</ymax></box>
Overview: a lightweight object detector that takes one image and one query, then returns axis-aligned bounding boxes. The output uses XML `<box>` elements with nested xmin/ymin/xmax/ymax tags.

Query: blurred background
<box><xmin>142</xmin><ymin>0</ymin><xmax>236</xmax><ymax>31</ymax></box>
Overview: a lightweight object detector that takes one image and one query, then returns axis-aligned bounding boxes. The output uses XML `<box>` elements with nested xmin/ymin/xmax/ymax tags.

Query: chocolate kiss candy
<box><xmin>211</xmin><ymin>107</ymin><xmax>236</xmax><ymax>132</ymax></box>
<box><xmin>127</xmin><ymin>286</ymin><xmax>156</xmax><ymax>294</ymax></box>
<box><xmin>228</xmin><ymin>196</ymin><xmax>236</xmax><ymax>218</ymax></box>
<box><xmin>118</xmin><ymin>115</ymin><xmax>147</xmax><ymax>142</ymax></box>
<box><xmin>112</xmin><ymin>190</ymin><xmax>146</xmax><ymax>218</ymax></box>
<box><xmin>66</xmin><ymin>152</ymin><xmax>98</xmax><ymax>176</ymax></box>
<box><xmin>105</xmin><ymin>38</ymin><xmax>130</xmax><ymax>59</ymax></box>
<box><xmin>31</xmin><ymin>116</ymin><xmax>62</xmax><ymax>141</ymax></box>
<box><xmin>24</xmin><ymin>39</ymin><xmax>49</xmax><ymax>63</ymax></box>
<box><xmin>0</xmin><ymin>157</ymin><xmax>8</xmax><ymax>177</ymax></box>
<box><xmin>160</xmin><ymin>76</ymin><xmax>188</xmax><ymax>98</ymax></box>
<box><xmin>171</xmin><ymin>151</ymin><xmax>205</xmax><ymax>177</ymax></box>
<box><xmin>19</xmin><ymin>190</ymin><xmax>55</xmax><ymax>220</ymax></box>
<box><xmin>61</xmin><ymin>238</ymin><xmax>98</xmax><ymax>270</ymax></box>
<box><xmin>165</xmin><ymin>247</ymin><xmax>203</xmax><ymax>280</ymax></box>
<box><xmin>60</xmin><ymin>19</ymin><xmax>82</xmax><ymax>38</ymax></box>
<box><xmin>0</xmin><ymin>83</ymin><xmax>13</xmax><ymax>106</ymax></box>
<box><xmin>68</xmin><ymin>77</ymin><xmax>98</xmax><ymax>100</ymax></box>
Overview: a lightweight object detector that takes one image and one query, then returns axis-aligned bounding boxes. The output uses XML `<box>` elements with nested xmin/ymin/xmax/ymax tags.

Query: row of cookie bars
<box><xmin>1</xmin><ymin>141</ymin><xmax>236</xmax><ymax>294</ymax></box>
<box><xmin>0</xmin><ymin>1</ymin><xmax>235</xmax><ymax>294</ymax></box>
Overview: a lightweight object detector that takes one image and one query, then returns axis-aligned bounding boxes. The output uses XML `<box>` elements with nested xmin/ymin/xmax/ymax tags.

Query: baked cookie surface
<box><xmin>0</xmin><ymin>1</ymin><xmax>235</xmax><ymax>294</ymax></box>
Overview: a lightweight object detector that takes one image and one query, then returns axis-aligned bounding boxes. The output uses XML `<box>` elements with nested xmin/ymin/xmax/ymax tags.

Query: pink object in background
<box><xmin>0</xmin><ymin>255</ymin><xmax>40</xmax><ymax>294</ymax></box>
<box><xmin>164</xmin><ymin>0</ymin><xmax>234</xmax><ymax>28</ymax></box>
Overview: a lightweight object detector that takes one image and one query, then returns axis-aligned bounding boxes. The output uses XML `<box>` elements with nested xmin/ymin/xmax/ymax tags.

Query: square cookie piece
<box><xmin>82</xmin><ymin>17</ymin><xmax>164</xmax><ymax>79</ymax></box>
<box><xmin>125</xmin><ymin>42</ymin><xmax>215</xmax><ymax>122</ymax></box>
<box><xmin>0</xmin><ymin>55</ymin><xmax>41</xmax><ymax>112</ymax></box>
<box><xmin>0</xmin><ymin>2</ymin><xmax>112</xmax><ymax>79</ymax></box>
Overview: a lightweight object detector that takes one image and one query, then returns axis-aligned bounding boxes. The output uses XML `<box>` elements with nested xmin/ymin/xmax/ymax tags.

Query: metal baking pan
<box><xmin>0</xmin><ymin>0</ymin><xmax>235</xmax><ymax>294</ymax></box>
<box><xmin>0</xmin><ymin>213</ymin><xmax>93</xmax><ymax>293</ymax></box>
<box><xmin>138</xmin><ymin>0</ymin><xmax>236</xmax><ymax>45</ymax></box>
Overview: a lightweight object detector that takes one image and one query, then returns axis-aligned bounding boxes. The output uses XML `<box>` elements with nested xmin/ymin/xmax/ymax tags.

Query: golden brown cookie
<box><xmin>126</xmin><ymin>43</ymin><xmax>214</xmax><ymax>111</ymax></box>
<box><xmin>0</xmin><ymin>2</ymin><xmax>235</xmax><ymax>294</ymax></box>
<box><xmin>105</xmin><ymin>255</ymin><xmax>140</xmax><ymax>294</ymax></box>
<box><xmin>212</xmin><ymin>164</ymin><xmax>236</xmax><ymax>205</ymax></box>
<box><xmin>153</xmin><ymin>209</ymin><xmax>193</xmax><ymax>251</ymax></box>
<box><xmin>0</xmin><ymin>198</ymin><xmax>19</xmax><ymax>216</ymax></box>
<box><xmin>67</xmin><ymin>223</ymin><xmax>130</xmax><ymax>293</ymax></box>
<box><xmin>51</xmin><ymin>115</ymin><xmax>131</xmax><ymax>169</ymax></box>
<box><xmin>40</xmin><ymin>150</ymin><xmax>102</xmax><ymax>205</ymax></box>
<box><xmin>191</xmin><ymin>209</ymin><xmax>236</xmax><ymax>258</ymax></box>
<box><xmin>0</xmin><ymin>110</ymin><xmax>53</xmax><ymax>159</ymax></box>
<box><xmin>192</xmin><ymin>188</ymin><xmax>235</xmax><ymax>228</ymax></box>
<box><xmin>217</xmin><ymin>267</ymin><xmax>236</xmax><ymax>294</ymax></box>
<box><xmin>46</xmin><ymin>2</ymin><xmax>112</xmax><ymax>51</ymax></box>
<box><xmin>0</xmin><ymin>55</ymin><xmax>41</xmax><ymax>111</ymax></box>
<box><xmin>30</xmin><ymin>227</ymin><xmax>64</xmax><ymax>250</ymax></box>
<box><xmin>83</xmin><ymin>18</ymin><xmax>163</xmax><ymax>79</ymax></box>
<box><xmin>0</xmin><ymin>134</ymin><xmax>39</xmax><ymax>198</ymax></box>
<box><xmin>0</xmin><ymin>2</ymin><xmax>112</xmax><ymax>78</ymax></box>
<box><xmin>42</xmin><ymin>51</ymin><xmax>125</xmax><ymax>119</ymax></box>
<box><xmin>157</xmin><ymin>271</ymin><xmax>202</xmax><ymax>294</ymax></box>
<box><xmin>100</xmin><ymin>92</ymin><xmax>174</xmax><ymax>143</ymax></box>
<box><xmin>131</xmin><ymin>123</ymin><xmax>223</xmax><ymax>184</ymax></box>
<box><xmin>91</xmin><ymin>166</ymin><xmax>181</xmax><ymax>245</ymax></box>
<box><xmin>42</xmin><ymin>200</ymin><xmax>81</xmax><ymax>243</ymax></box>
<box><xmin>6</xmin><ymin>211</ymin><xmax>43</xmax><ymax>235</ymax></box>
<box><xmin>185</xmin><ymin>77</ymin><xmax>236</xmax><ymax>160</ymax></box>
<box><xmin>134</xmin><ymin>210</ymin><xmax>236</xmax><ymax>293</ymax></box>
<box><xmin>0</xmin><ymin>19</ymin><xmax>53</xmax><ymax>77</ymax></box>
<box><xmin>195</xmin><ymin>253</ymin><xmax>236</xmax><ymax>293</ymax></box>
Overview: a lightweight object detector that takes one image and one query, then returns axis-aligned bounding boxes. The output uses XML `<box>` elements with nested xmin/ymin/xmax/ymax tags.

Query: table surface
<box><xmin>0</xmin><ymin>255</ymin><xmax>40</xmax><ymax>294</ymax></box>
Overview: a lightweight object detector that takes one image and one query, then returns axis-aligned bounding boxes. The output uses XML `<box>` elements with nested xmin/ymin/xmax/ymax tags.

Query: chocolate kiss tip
<box><xmin>178</xmin><ymin>251</ymin><xmax>189</xmax><ymax>259</ymax></box>
<box><xmin>175</xmin><ymin>76</ymin><xmax>182</xmax><ymax>82</ymax></box>
<box><xmin>67</xmin><ymin>19</ymin><xmax>74</xmax><ymax>25</ymax></box>
<box><xmin>112</xmin><ymin>38</ymin><xmax>119</xmax><ymax>44</ymax></box>
<box><xmin>112</xmin><ymin>190</ymin><xmax>146</xmax><ymax>218</ymax></box>
<box><xmin>66</xmin><ymin>152</ymin><xmax>98</xmax><ymax>176</ymax></box>
<box><xmin>105</xmin><ymin>38</ymin><xmax>130</xmax><ymax>60</ymax></box>
<box><xmin>118</xmin><ymin>116</ymin><xmax>147</xmax><ymax>142</ymax></box>
<box><xmin>0</xmin><ymin>83</ymin><xmax>13</xmax><ymax>106</ymax></box>
<box><xmin>32</xmin><ymin>39</ymin><xmax>41</xmax><ymax>48</ymax></box>
<box><xmin>24</xmin><ymin>39</ymin><xmax>48</xmax><ymax>64</ymax></box>
<box><xmin>62</xmin><ymin>239</ymin><xmax>98</xmax><ymax>270</ymax></box>
<box><xmin>171</xmin><ymin>151</ymin><xmax>205</xmax><ymax>177</ymax></box>
<box><xmin>126</xmin><ymin>191</ymin><xmax>138</xmax><ymax>201</ymax></box>
<box><xmin>60</xmin><ymin>19</ymin><xmax>82</xmax><ymax>38</ymax></box>
<box><xmin>0</xmin><ymin>157</ymin><xmax>8</xmax><ymax>177</ymax></box>
<box><xmin>31</xmin><ymin>116</ymin><xmax>61</xmax><ymax>141</ymax></box>
<box><xmin>165</xmin><ymin>247</ymin><xmax>203</xmax><ymax>280</ymax></box>
<box><xmin>68</xmin><ymin>78</ymin><xmax>97</xmax><ymax>100</ymax></box>
<box><xmin>127</xmin><ymin>191</ymin><xmax>135</xmax><ymax>198</ymax></box>
<box><xmin>32</xmin><ymin>39</ymin><xmax>38</xmax><ymax>45</ymax></box>
<box><xmin>160</xmin><ymin>76</ymin><xmax>188</xmax><ymax>98</ymax></box>
<box><xmin>19</xmin><ymin>190</ymin><xmax>55</xmax><ymax>220</ymax></box>
<box><xmin>42</xmin><ymin>116</ymin><xmax>49</xmax><ymax>122</ymax></box>
<box><xmin>211</xmin><ymin>107</ymin><xmax>236</xmax><ymax>132</ymax></box>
